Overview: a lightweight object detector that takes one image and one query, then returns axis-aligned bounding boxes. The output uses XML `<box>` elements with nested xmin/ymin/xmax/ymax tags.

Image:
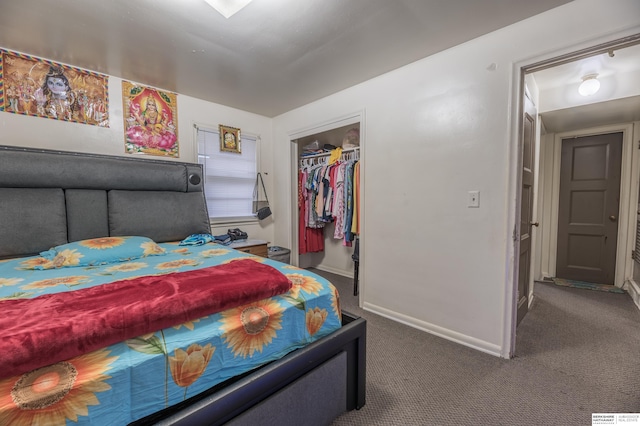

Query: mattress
<box><xmin>0</xmin><ymin>241</ymin><xmax>342</xmax><ymax>425</ymax></box>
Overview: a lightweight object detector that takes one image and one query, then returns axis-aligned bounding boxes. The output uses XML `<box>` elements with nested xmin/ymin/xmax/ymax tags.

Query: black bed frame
<box><xmin>141</xmin><ymin>312</ymin><xmax>366</xmax><ymax>425</ymax></box>
<box><xmin>0</xmin><ymin>145</ymin><xmax>366</xmax><ymax>424</ymax></box>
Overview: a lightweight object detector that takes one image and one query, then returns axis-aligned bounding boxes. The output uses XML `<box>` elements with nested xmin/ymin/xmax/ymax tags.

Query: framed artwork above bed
<box><xmin>122</xmin><ymin>80</ymin><xmax>179</xmax><ymax>158</ymax></box>
<box><xmin>0</xmin><ymin>49</ymin><xmax>109</xmax><ymax>127</ymax></box>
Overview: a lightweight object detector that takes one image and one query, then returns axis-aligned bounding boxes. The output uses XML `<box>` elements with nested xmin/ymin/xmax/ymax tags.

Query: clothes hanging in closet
<box><xmin>298</xmin><ymin>152</ymin><xmax>359</xmax><ymax>254</ymax></box>
<box><xmin>298</xmin><ymin>169</ymin><xmax>324</xmax><ymax>254</ymax></box>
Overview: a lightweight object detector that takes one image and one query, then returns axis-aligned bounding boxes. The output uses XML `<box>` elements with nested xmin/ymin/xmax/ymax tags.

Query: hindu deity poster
<box><xmin>122</xmin><ymin>81</ymin><xmax>179</xmax><ymax>158</ymax></box>
<box><xmin>0</xmin><ymin>49</ymin><xmax>109</xmax><ymax>127</ymax></box>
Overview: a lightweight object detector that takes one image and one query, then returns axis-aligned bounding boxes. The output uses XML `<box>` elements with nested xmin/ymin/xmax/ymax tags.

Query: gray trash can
<box><xmin>268</xmin><ymin>246</ymin><xmax>290</xmax><ymax>264</ymax></box>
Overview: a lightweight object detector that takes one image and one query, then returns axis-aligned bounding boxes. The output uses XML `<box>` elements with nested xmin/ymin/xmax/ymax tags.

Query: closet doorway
<box><xmin>289</xmin><ymin>113</ymin><xmax>363</xmax><ymax>294</ymax></box>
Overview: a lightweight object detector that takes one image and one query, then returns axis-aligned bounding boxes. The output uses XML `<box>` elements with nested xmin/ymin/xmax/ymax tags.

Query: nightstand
<box><xmin>229</xmin><ymin>239</ymin><xmax>269</xmax><ymax>257</ymax></box>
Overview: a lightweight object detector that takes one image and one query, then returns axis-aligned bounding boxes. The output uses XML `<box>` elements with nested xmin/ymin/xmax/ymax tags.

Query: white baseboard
<box><xmin>624</xmin><ymin>279</ymin><xmax>640</xmax><ymax>311</ymax></box>
<box><xmin>314</xmin><ymin>264</ymin><xmax>354</xmax><ymax>279</ymax></box>
<box><xmin>362</xmin><ymin>302</ymin><xmax>503</xmax><ymax>358</ymax></box>
<box><xmin>528</xmin><ymin>293</ymin><xmax>536</xmax><ymax>309</ymax></box>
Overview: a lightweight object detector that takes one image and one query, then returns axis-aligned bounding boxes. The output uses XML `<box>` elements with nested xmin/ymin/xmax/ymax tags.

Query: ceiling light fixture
<box><xmin>204</xmin><ymin>0</ymin><xmax>253</xmax><ymax>18</ymax></box>
<box><xmin>578</xmin><ymin>73</ymin><xmax>600</xmax><ymax>97</ymax></box>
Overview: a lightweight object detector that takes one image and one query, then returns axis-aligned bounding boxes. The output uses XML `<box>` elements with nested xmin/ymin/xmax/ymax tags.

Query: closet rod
<box><xmin>300</xmin><ymin>146</ymin><xmax>359</xmax><ymax>161</ymax></box>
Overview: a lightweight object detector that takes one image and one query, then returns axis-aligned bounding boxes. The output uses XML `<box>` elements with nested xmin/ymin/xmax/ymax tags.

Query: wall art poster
<box><xmin>219</xmin><ymin>124</ymin><xmax>241</xmax><ymax>153</ymax></box>
<box><xmin>0</xmin><ymin>49</ymin><xmax>109</xmax><ymax>126</ymax></box>
<box><xmin>122</xmin><ymin>80</ymin><xmax>178</xmax><ymax>157</ymax></box>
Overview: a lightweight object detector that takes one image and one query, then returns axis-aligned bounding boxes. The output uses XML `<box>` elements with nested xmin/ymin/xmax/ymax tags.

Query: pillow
<box><xmin>30</xmin><ymin>236</ymin><xmax>166</xmax><ymax>269</ymax></box>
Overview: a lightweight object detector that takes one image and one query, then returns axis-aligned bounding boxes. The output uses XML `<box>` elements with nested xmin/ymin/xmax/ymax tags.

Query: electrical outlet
<box><xmin>468</xmin><ymin>190</ymin><xmax>480</xmax><ymax>208</ymax></box>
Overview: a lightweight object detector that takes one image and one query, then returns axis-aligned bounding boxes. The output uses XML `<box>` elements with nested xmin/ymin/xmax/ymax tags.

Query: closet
<box><xmin>294</xmin><ymin>123</ymin><xmax>361</xmax><ymax>285</ymax></box>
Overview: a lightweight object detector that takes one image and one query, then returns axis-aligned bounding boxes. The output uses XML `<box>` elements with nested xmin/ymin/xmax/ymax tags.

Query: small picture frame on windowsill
<box><xmin>219</xmin><ymin>125</ymin><xmax>241</xmax><ymax>153</ymax></box>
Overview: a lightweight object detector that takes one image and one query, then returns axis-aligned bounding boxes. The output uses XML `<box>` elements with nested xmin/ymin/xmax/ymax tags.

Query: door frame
<box><xmin>505</xmin><ymin>33</ymin><xmax>640</xmax><ymax>357</ymax></box>
<box><xmin>540</xmin><ymin>124</ymin><xmax>636</xmax><ymax>288</ymax></box>
<box><xmin>287</xmin><ymin>109</ymin><xmax>366</xmax><ymax>297</ymax></box>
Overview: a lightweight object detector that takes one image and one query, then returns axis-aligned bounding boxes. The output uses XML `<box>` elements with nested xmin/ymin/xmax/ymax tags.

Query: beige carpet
<box><xmin>307</xmin><ymin>268</ymin><xmax>640</xmax><ymax>426</ymax></box>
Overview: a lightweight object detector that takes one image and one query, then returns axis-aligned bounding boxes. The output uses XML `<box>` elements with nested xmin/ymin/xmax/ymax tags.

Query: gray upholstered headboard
<box><xmin>0</xmin><ymin>145</ymin><xmax>211</xmax><ymax>258</ymax></box>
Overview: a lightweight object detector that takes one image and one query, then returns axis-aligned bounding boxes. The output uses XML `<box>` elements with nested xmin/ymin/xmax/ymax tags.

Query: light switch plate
<box><xmin>468</xmin><ymin>190</ymin><xmax>480</xmax><ymax>208</ymax></box>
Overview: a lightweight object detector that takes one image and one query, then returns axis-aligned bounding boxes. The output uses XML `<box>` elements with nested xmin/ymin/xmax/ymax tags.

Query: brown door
<box><xmin>517</xmin><ymin>92</ymin><xmax>536</xmax><ymax>325</ymax></box>
<box><xmin>556</xmin><ymin>133</ymin><xmax>623</xmax><ymax>285</ymax></box>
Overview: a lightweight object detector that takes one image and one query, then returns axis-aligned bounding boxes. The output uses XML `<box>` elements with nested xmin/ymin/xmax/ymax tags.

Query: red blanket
<box><xmin>0</xmin><ymin>259</ymin><xmax>292</xmax><ymax>380</ymax></box>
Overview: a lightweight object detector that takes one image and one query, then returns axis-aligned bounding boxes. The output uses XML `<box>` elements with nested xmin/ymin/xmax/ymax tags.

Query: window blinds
<box><xmin>196</xmin><ymin>127</ymin><xmax>257</xmax><ymax>219</ymax></box>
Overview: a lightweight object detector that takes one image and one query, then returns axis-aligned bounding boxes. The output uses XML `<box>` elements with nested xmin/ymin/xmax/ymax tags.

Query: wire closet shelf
<box><xmin>299</xmin><ymin>147</ymin><xmax>360</xmax><ymax>168</ymax></box>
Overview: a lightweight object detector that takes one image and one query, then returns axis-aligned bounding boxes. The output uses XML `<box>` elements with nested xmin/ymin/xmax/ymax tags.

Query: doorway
<box><xmin>556</xmin><ymin>132</ymin><xmax>623</xmax><ymax>285</ymax></box>
<box><xmin>287</xmin><ymin>111</ymin><xmax>365</xmax><ymax>298</ymax></box>
<box><xmin>541</xmin><ymin>124</ymin><xmax>635</xmax><ymax>290</ymax></box>
<box><xmin>509</xmin><ymin>34</ymin><xmax>640</xmax><ymax>355</ymax></box>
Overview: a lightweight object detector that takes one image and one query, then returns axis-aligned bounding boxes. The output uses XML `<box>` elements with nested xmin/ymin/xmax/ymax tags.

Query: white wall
<box><xmin>272</xmin><ymin>0</ymin><xmax>640</xmax><ymax>357</ymax></box>
<box><xmin>0</xmin><ymin>75</ymin><xmax>275</xmax><ymax>243</ymax></box>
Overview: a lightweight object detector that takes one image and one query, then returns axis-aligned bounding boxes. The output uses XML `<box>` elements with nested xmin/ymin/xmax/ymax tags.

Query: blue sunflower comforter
<box><xmin>0</xmin><ymin>241</ymin><xmax>342</xmax><ymax>425</ymax></box>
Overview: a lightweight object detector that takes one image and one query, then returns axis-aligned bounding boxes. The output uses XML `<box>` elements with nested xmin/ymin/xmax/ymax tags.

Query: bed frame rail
<box><xmin>138</xmin><ymin>312</ymin><xmax>366</xmax><ymax>425</ymax></box>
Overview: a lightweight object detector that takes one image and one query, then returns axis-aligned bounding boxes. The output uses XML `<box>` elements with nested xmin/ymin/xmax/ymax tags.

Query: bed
<box><xmin>0</xmin><ymin>145</ymin><xmax>366</xmax><ymax>425</ymax></box>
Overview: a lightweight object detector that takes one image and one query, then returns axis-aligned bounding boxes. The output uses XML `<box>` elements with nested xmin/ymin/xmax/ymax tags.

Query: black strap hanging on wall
<box><xmin>253</xmin><ymin>173</ymin><xmax>272</xmax><ymax>220</ymax></box>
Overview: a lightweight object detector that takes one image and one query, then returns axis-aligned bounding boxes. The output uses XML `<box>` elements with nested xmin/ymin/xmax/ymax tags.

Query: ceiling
<box><xmin>0</xmin><ymin>0</ymin><xmax>574</xmax><ymax>117</ymax></box>
<box><xmin>533</xmin><ymin>42</ymin><xmax>640</xmax><ymax>133</ymax></box>
<box><xmin>539</xmin><ymin>96</ymin><xmax>640</xmax><ymax>133</ymax></box>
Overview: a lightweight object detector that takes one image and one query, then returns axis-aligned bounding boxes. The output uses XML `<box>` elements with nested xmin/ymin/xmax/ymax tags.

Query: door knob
<box><xmin>609</xmin><ymin>215</ymin><xmax>617</xmax><ymax>221</ymax></box>
<box><xmin>530</xmin><ymin>222</ymin><xmax>539</xmax><ymax>227</ymax></box>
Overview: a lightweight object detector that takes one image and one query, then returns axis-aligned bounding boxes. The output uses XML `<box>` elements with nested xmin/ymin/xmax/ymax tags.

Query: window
<box><xmin>196</xmin><ymin>125</ymin><xmax>258</xmax><ymax>221</ymax></box>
